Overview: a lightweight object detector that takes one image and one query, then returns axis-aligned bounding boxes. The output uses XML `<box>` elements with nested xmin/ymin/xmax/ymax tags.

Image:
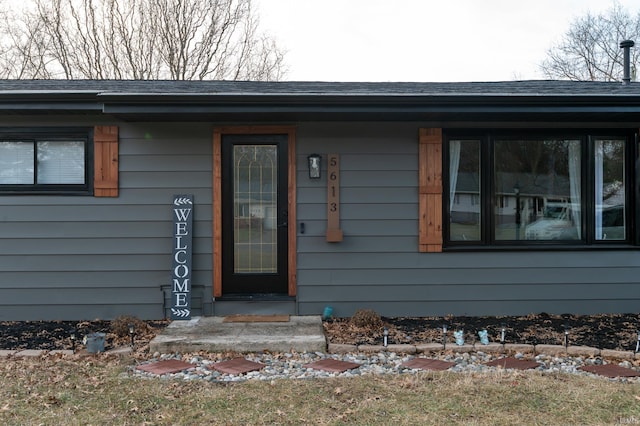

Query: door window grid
<box><xmin>233</xmin><ymin>145</ymin><xmax>278</xmax><ymax>273</ymax></box>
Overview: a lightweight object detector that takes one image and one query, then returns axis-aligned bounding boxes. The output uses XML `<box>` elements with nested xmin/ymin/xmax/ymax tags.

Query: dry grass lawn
<box><xmin>1</xmin><ymin>356</ymin><xmax>639</xmax><ymax>425</ymax></box>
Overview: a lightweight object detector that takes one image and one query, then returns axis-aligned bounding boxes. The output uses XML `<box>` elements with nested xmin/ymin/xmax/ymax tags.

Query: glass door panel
<box><xmin>221</xmin><ymin>134</ymin><xmax>288</xmax><ymax>296</ymax></box>
<box><xmin>233</xmin><ymin>145</ymin><xmax>278</xmax><ymax>273</ymax></box>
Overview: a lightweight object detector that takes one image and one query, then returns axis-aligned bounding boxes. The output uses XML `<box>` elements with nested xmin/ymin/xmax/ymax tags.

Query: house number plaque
<box><xmin>326</xmin><ymin>153</ymin><xmax>343</xmax><ymax>242</ymax></box>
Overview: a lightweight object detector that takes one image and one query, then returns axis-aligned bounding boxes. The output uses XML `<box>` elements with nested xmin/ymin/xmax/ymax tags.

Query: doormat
<box><xmin>222</xmin><ymin>314</ymin><xmax>290</xmax><ymax>323</ymax></box>
<box><xmin>579</xmin><ymin>364</ymin><xmax>640</xmax><ymax>378</ymax></box>
<box><xmin>211</xmin><ymin>357</ymin><xmax>265</xmax><ymax>375</ymax></box>
<box><xmin>401</xmin><ymin>358</ymin><xmax>455</xmax><ymax>371</ymax></box>
<box><xmin>136</xmin><ymin>359</ymin><xmax>193</xmax><ymax>375</ymax></box>
<box><xmin>303</xmin><ymin>359</ymin><xmax>361</xmax><ymax>373</ymax></box>
<box><xmin>483</xmin><ymin>357</ymin><xmax>541</xmax><ymax>370</ymax></box>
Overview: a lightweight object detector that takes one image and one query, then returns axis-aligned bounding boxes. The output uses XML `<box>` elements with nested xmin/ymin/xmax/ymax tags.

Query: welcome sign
<box><xmin>171</xmin><ymin>194</ymin><xmax>193</xmax><ymax>320</ymax></box>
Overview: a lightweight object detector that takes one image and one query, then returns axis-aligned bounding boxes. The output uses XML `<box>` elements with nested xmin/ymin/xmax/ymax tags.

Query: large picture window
<box><xmin>446</xmin><ymin>131</ymin><xmax>634</xmax><ymax>246</ymax></box>
<box><xmin>0</xmin><ymin>128</ymin><xmax>91</xmax><ymax>193</ymax></box>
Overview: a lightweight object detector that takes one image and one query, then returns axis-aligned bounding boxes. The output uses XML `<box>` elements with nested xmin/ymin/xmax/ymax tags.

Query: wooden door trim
<box><xmin>213</xmin><ymin>126</ymin><xmax>297</xmax><ymax>298</ymax></box>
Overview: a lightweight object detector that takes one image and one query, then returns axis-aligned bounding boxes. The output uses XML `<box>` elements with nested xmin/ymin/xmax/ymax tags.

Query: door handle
<box><xmin>278</xmin><ymin>210</ymin><xmax>288</xmax><ymax>228</ymax></box>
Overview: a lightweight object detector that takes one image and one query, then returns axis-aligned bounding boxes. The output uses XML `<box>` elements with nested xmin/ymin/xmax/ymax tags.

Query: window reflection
<box><xmin>595</xmin><ymin>139</ymin><xmax>625</xmax><ymax>240</ymax></box>
<box><xmin>494</xmin><ymin>139</ymin><xmax>581</xmax><ymax>241</ymax></box>
<box><xmin>449</xmin><ymin>140</ymin><xmax>480</xmax><ymax>241</ymax></box>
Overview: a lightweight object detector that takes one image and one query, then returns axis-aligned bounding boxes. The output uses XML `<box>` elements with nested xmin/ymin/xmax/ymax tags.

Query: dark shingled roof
<box><xmin>1</xmin><ymin>79</ymin><xmax>639</xmax><ymax>121</ymax></box>
<box><xmin>1</xmin><ymin>79</ymin><xmax>640</xmax><ymax>96</ymax></box>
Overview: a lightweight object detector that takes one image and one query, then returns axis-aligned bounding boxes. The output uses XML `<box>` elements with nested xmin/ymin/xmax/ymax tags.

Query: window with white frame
<box><xmin>446</xmin><ymin>130</ymin><xmax>634</xmax><ymax>246</ymax></box>
<box><xmin>0</xmin><ymin>129</ymin><xmax>90</xmax><ymax>193</ymax></box>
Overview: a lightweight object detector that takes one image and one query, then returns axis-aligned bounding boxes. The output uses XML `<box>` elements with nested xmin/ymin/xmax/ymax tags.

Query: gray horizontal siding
<box><xmin>297</xmin><ymin>187</ymin><xmax>417</xmax><ymax>204</ymax></box>
<box><xmin>0</xmin><ymin>254</ymin><xmax>212</xmax><ymax>271</ymax></box>
<box><xmin>0</xmin><ymin>238</ymin><xmax>212</xmax><ymax>255</ymax></box>
<box><xmin>298</xmin><ymin>267</ymin><xmax>640</xmax><ymax>285</ymax></box>
<box><xmin>2</xmin><ymin>118</ymin><xmax>639</xmax><ymax>320</ymax></box>
<box><xmin>298</xmin><ymin>300</ymin><xmax>640</xmax><ymax>319</ymax></box>
<box><xmin>295</xmin><ymin>122</ymin><xmax>640</xmax><ymax>317</ymax></box>
<box><xmin>2</xmin><ymin>288</ymin><xmax>161</xmax><ymax>305</ymax></box>
<box><xmin>299</xmin><ymin>220</ymin><xmax>416</xmax><ymax>237</ymax></box>
<box><xmin>0</xmin><ymin>305</ymin><xmax>163</xmax><ymax>321</ymax></box>
<box><xmin>120</xmin><ymin>155</ymin><xmax>212</xmax><ymax>171</ymax></box>
<box><xmin>0</xmin><ymin>188</ymin><xmax>213</xmax><ymax>206</ymax></box>
<box><xmin>0</xmin><ymin>221</ymin><xmax>212</xmax><ymax>238</ymax></box>
<box><xmin>297</xmin><ymin>251</ymin><xmax>640</xmax><ymax>269</ymax></box>
<box><xmin>0</xmin><ymin>121</ymin><xmax>214</xmax><ymax>320</ymax></box>
<box><xmin>299</xmin><ymin>283</ymin><xmax>639</xmax><ymax>302</ymax></box>
<box><xmin>0</xmin><ymin>271</ymin><xmax>168</xmax><ymax>287</ymax></box>
<box><xmin>121</xmin><ymin>171</ymin><xmax>212</xmax><ymax>188</ymax></box>
<box><xmin>0</xmin><ymin>205</ymin><xmax>211</xmax><ymax>221</ymax></box>
<box><xmin>298</xmin><ymin>204</ymin><xmax>417</xmax><ymax>221</ymax></box>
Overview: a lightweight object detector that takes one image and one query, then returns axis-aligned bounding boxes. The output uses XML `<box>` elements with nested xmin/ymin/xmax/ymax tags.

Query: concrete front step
<box><xmin>149</xmin><ymin>316</ymin><xmax>327</xmax><ymax>354</ymax></box>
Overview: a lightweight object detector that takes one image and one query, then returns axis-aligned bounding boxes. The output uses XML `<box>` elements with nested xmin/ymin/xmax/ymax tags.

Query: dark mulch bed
<box><xmin>324</xmin><ymin>313</ymin><xmax>640</xmax><ymax>352</ymax></box>
<box><xmin>0</xmin><ymin>319</ymin><xmax>169</xmax><ymax>351</ymax></box>
<box><xmin>2</xmin><ymin>313</ymin><xmax>640</xmax><ymax>353</ymax></box>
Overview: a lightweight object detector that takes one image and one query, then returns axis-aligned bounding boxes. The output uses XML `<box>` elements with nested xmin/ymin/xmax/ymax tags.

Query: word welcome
<box><xmin>171</xmin><ymin>195</ymin><xmax>193</xmax><ymax>320</ymax></box>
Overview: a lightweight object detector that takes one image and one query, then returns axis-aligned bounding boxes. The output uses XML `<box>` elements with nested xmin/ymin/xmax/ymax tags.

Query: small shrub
<box><xmin>350</xmin><ymin>309</ymin><xmax>383</xmax><ymax>329</ymax></box>
<box><xmin>110</xmin><ymin>315</ymin><xmax>148</xmax><ymax>337</ymax></box>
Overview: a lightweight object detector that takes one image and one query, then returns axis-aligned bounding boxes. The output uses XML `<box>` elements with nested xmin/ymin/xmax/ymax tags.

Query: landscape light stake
<box><xmin>635</xmin><ymin>330</ymin><xmax>640</xmax><ymax>356</ymax></box>
<box><xmin>500</xmin><ymin>323</ymin><xmax>506</xmax><ymax>348</ymax></box>
<box><xmin>442</xmin><ymin>324</ymin><xmax>447</xmax><ymax>350</ymax></box>
<box><xmin>454</xmin><ymin>329</ymin><xmax>464</xmax><ymax>346</ymax></box>
<box><xmin>478</xmin><ymin>329</ymin><xmax>489</xmax><ymax>345</ymax></box>
<box><xmin>563</xmin><ymin>324</ymin><xmax>570</xmax><ymax>350</ymax></box>
<box><xmin>70</xmin><ymin>328</ymin><xmax>77</xmax><ymax>353</ymax></box>
<box><xmin>383</xmin><ymin>328</ymin><xmax>388</xmax><ymax>347</ymax></box>
<box><xmin>128</xmin><ymin>323</ymin><xmax>135</xmax><ymax>348</ymax></box>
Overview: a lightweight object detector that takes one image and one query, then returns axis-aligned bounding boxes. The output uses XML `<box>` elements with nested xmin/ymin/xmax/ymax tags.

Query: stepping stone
<box><xmin>303</xmin><ymin>359</ymin><xmax>360</xmax><ymax>373</ymax></box>
<box><xmin>211</xmin><ymin>358</ymin><xmax>265</xmax><ymax>375</ymax></box>
<box><xmin>136</xmin><ymin>359</ymin><xmax>193</xmax><ymax>375</ymax></box>
<box><xmin>579</xmin><ymin>364</ymin><xmax>640</xmax><ymax>378</ymax></box>
<box><xmin>484</xmin><ymin>357</ymin><xmax>540</xmax><ymax>370</ymax></box>
<box><xmin>401</xmin><ymin>358</ymin><xmax>455</xmax><ymax>371</ymax></box>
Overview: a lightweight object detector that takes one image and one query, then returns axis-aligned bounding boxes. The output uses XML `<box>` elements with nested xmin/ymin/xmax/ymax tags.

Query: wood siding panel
<box><xmin>2</xmin><ymin>119</ymin><xmax>640</xmax><ymax>320</ymax></box>
<box><xmin>419</xmin><ymin>128</ymin><xmax>442</xmax><ymax>252</ymax></box>
<box><xmin>295</xmin><ymin>122</ymin><xmax>640</xmax><ymax>318</ymax></box>
<box><xmin>94</xmin><ymin>125</ymin><xmax>119</xmax><ymax>197</ymax></box>
<box><xmin>0</xmin><ymin>122</ymin><xmax>215</xmax><ymax>320</ymax></box>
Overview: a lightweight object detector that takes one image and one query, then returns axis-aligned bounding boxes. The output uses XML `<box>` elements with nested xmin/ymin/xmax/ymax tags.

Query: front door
<box><xmin>220</xmin><ymin>134</ymin><xmax>289</xmax><ymax>296</ymax></box>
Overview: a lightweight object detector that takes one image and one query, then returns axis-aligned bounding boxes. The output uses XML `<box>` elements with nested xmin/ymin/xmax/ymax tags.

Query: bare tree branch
<box><xmin>0</xmin><ymin>0</ymin><xmax>286</xmax><ymax>80</ymax></box>
<box><xmin>541</xmin><ymin>2</ymin><xmax>640</xmax><ymax>81</ymax></box>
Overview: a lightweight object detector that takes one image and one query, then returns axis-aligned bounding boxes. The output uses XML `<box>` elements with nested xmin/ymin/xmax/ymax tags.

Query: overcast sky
<box><xmin>256</xmin><ymin>0</ymin><xmax>638</xmax><ymax>82</ymax></box>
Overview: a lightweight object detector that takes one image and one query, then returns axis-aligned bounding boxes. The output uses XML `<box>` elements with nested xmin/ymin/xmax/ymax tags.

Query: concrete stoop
<box><xmin>149</xmin><ymin>316</ymin><xmax>327</xmax><ymax>354</ymax></box>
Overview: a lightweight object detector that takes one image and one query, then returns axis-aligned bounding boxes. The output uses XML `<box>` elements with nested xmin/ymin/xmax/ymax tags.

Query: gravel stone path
<box><xmin>129</xmin><ymin>350</ymin><xmax>640</xmax><ymax>383</ymax></box>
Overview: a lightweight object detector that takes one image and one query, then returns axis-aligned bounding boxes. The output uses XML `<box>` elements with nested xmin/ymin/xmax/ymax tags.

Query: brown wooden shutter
<box><xmin>419</xmin><ymin>128</ymin><xmax>443</xmax><ymax>252</ymax></box>
<box><xmin>93</xmin><ymin>125</ymin><xmax>119</xmax><ymax>197</ymax></box>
